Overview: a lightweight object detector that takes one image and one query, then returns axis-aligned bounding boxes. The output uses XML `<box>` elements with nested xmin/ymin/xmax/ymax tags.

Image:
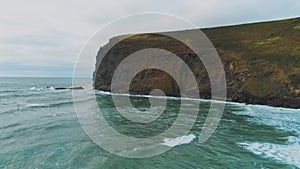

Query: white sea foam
<box><xmin>29</xmin><ymin>87</ymin><xmax>36</xmax><ymax>90</ymax></box>
<box><xmin>236</xmin><ymin>104</ymin><xmax>300</xmax><ymax>167</ymax></box>
<box><xmin>26</xmin><ymin>103</ymin><xmax>46</xmax><ymax>107</ymax></box>
<box><xmin>29</xmin><ymin>86</ymin><xmax>55</xmax><ymax>91</ymax></box>
<box><xmin>239</xmin><ymin>141</ymin><xmax>300</xmax><ymax>168</ymax></box>
<box><xmin>95</xmin><ymin>90</ymin><xmax>202</xmax><ymax>101</ymax></box>
<box><xmin>161</xmin><ymin>134</ymin><xmax>196</xmax><ymax>147</ymax></box>
<box><xmin>231</xmin><ymin>106</ymin><xmax>255</xmax><ymax>116</ymax></box>
<box><xmin>249</xmin><ymin>105</ymin><xmax>299</xmax><ymax>134</ymax></box>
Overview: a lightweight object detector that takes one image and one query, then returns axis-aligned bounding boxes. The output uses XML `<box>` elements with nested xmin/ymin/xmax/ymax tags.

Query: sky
<box><xmin>0</xmin><ymin>0</ymin><xmax>300</xmax><ymax>77</ymax></box>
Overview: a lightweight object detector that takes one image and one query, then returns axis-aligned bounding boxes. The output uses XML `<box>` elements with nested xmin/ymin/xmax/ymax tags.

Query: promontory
<box><xmin>94</xmin><ymin>17</ymin><xmax>300</xmax><ymax>109</ymax></box>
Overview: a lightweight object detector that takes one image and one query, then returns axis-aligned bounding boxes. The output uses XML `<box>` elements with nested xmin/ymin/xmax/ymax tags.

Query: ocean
<box><xmin>0</xmin><ymin>77</ymin><xmax>299</xmax><ymax>169</ymax></box>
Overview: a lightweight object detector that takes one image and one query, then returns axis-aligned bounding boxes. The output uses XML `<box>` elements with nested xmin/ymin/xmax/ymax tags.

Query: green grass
<box><xmin>203</xmin><ymin>17</ymin><xmax>300</xmax><ymax>72</ymax></box>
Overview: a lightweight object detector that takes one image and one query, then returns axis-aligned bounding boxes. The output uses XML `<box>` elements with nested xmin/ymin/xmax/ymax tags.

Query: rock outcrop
<box><xmin>55</xmin><ymin>87</ymin><xmax>84</xmax><ymax>90</ymax></box>
<box><xmin>94</xmin><ymin>17</ymin><xmax>300</xmax><ymax>109</ymax></box>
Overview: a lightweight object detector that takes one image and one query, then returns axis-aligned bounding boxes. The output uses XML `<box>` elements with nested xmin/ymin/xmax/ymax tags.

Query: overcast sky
<box><xmin>0</xmin><ymin>0</ymin><xmax>299</xmax><ymax>77</ymax></box>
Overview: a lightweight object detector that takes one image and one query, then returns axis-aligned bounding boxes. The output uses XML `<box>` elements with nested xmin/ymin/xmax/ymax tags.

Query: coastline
<box><xmin>94</xmin><ymin>90</ymin><xmax>300</xmax><ymax>110</ymax></box>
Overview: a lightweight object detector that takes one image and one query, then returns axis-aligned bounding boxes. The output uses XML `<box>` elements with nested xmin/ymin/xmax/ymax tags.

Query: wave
<box><xmin>239</xmin><ymin>141</ymin><xmax>300</xmax><ymax>168</ymax></box>
<box><xmin>94</xmin><ymin>90</ymin><xmax>300</xmax><ymax>111</ymax></box>
<box><xmin>30</xmin><ymin>86</ymin><xmax>55</xmax><ymax>91</ymax></box>
<box><xmin>235</xmin><ymin>103</ymin><xmax>300</xmax><ymax>167</ymax></box>
<box><xmin>25</xmin><ymin>103</ymin><xmax>47</xmax><ymax>108</ymax></box>
<box><xmin>161</xmin><ymin>134</ymin><xmax>196</xmax><ymax>147</ymax></box>
<box><xmin>0</xmin><ymin>90</ymin><xmax>18</xmax><ymax>94</ymax></box>
<box><xmin>5</xmin><ymin>101</ymin><xmax>73</xmax><ymax>112</ymax></box>
<box><xmin>95</xmin><ymin>90</ymin><xmax>182</xmax><ymax>100</ymax></box>
<box><xmin>24</xmin><ymin>101</ymin><xmax>74</xmax><ymax>109</ymax></box>
<box><xmin>0</xmin><ymin>93</ymin><xmax>41</xmax><ymax>99</ymax></box>
<box><xmin>230</xmin><ymin>105</ymin><xmax>255</xmax><ymax>116</ymax></box>
<box><xmin>0</xmin><ymin>101</ymin><xmax>71</xmax><ymax>114</ymax></box>
<box><xmin>116</xmin><ymin>134</ymin><xmax>196</xmax><ymax>157</ymax></box>
<box><xmin>241</xmin><ymin>106</ymin><xmax>300</xmax><ymax>134</ymax></box>
<box><xmin>0</xmin><ymin>89</ymin><xmax>60</xmax><ymax>99</ymax></box>
<box><xmin>23</xmin><ymin>96</ymin><xmax>97</xmax><ymax>109</ymax></box>
<box><xmin>0</xmin><ymin>122</ymin><xmax>21</xmax><ymax>130</ymax></box>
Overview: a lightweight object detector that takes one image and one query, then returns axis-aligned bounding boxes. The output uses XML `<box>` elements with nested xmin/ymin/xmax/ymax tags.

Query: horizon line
<box><xmin>0</xmin><ymin>76</ymin><xmax>91</xmax><ymax>78</ymax></box>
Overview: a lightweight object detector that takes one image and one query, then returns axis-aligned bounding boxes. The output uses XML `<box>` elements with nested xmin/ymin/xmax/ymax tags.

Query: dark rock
<box><xmin>55</xmin><ymin>87</ymin><xmax>84</xmax><ymax>90</ymax></box>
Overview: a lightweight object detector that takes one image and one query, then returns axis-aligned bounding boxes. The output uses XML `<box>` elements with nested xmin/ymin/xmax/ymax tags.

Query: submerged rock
<box><xmin>55</xmin><ymin>87</ymin><xmax>84</xmax><ymax>90</ymax></box>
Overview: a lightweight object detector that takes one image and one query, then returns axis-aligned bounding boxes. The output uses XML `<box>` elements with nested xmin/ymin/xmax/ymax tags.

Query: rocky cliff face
<box><xmin>94</xmin><ymin>17</ymin><xmax>300</xmax><ymax>109</ymax></box>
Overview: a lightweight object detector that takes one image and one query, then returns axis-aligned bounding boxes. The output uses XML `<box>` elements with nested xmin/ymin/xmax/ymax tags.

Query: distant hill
<box><xmin>94</xmin><ymin>17</ymin><xmax>300</xmax><ymax>108</ymax></box>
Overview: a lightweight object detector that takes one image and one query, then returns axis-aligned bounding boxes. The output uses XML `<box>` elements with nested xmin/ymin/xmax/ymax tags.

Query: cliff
<box><xmin>94</xmin><ymin>17</ymin><xmax>300</xmax><ymax>109</ymax></box>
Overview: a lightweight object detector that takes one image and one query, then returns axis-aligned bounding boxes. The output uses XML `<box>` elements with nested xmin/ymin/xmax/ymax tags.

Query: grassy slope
<box><xmin>203</xmin><ymin>17</ymin><xmax>300</xmax><ymax>96</ymax></box>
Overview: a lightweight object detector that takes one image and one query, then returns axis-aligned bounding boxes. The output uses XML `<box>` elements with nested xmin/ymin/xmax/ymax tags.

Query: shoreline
<box><xmin>94</xmin><ymin>90</ymin><xmax>300</xmax><ymax>110</ymax></box>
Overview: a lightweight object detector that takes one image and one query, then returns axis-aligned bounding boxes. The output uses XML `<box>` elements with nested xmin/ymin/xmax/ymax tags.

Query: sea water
<box><xmin>0</xmin><ymin>77</ymin><xmax>299</xmax><ymax>168</ymax></box>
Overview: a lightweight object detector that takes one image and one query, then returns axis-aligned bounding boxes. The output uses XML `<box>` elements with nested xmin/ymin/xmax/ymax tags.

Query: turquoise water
<box><xmin>0</xmin><ymin>77</ymin><xmax>300</xmax><ymax>168</ymax></box>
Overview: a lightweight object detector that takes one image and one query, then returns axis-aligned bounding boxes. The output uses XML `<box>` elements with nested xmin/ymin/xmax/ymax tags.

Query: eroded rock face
<box><xmin>94</xmin><ymin>17</ymin><xmax>300</xmax><ymax>109</ymax></box>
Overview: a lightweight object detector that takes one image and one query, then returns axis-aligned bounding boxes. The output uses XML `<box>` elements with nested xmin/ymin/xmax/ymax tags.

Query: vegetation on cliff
<box><xmin>94</xmin><ymin>17</ymin><xmax>300</xmax><ymax>108</ymax></box>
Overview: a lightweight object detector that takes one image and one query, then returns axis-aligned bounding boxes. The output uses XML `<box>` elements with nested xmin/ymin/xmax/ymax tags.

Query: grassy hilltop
<box><xmin>203</xmin><ymin>17</ymin><xmax>300</xmax><ymax>96</ymax></box>
<box><xmin>94</xmin><ymin>17</ymin><xmax>300</xmax><ymax>108</ymax></box>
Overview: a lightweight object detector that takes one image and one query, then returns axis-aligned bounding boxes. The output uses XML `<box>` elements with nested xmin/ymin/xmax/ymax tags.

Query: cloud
<box><xmin>0</xmin><ymin>0</ymin><xmax>299</xmax><ymax>77</ymax></box>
